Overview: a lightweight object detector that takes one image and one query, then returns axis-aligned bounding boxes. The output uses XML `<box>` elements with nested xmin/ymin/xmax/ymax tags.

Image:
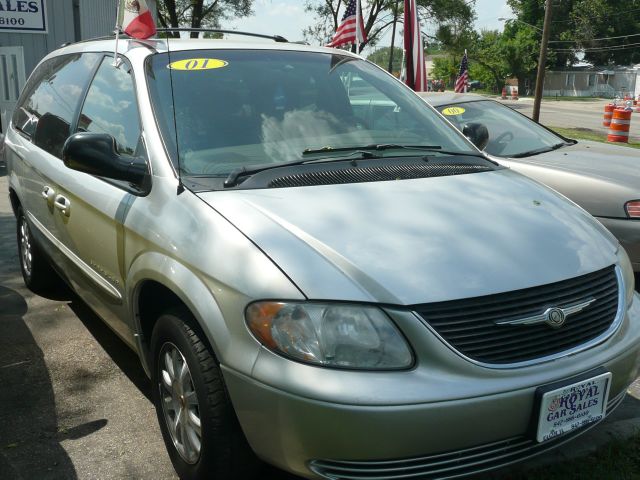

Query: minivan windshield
<box><xmin>146</xmin><ymin>49</ymin><xmax>476</xmax><ymax>176</ymax></box>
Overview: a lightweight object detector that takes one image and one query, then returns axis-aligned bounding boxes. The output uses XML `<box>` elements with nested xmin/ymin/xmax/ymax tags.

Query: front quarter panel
<box><xmin>124</xmin><ymin>175</ymin><xmax>304</xmax><ymax>376</ymax></box>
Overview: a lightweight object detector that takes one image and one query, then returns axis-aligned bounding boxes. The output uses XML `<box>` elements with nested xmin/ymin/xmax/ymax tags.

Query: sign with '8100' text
<box><xmin>0</xmin><ymin>0</ymin><xmax>47</xmax><ymax>33</ymax></box>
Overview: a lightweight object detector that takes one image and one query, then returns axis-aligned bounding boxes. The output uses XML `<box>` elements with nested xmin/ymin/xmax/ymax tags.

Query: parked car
<box><xmin>467</xmin><ymin>80</ymin><xmax>484</xmax><ymax>91</ymax></box>
<box><xmin>5</xmin><ymin>36</ymin><xmax>640</xmax><ymax>480</ymax></box>
<box><xmin>421</xmin><ymin>93</ymin><xmax>640</xmax><ymax>274</ymax></box>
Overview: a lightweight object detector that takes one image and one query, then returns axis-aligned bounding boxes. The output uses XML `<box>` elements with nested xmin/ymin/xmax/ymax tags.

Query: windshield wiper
<box><xmin>223</xmin><ymin>150</ymin><xmax>380</xmax><ymax>188</ymax></box>
<box><xmin>303</xmin><ymin>144</ymin><xmax>487</xmax><ymax>159</ymax></box>
<box><xmin>223</xmin><ymin>144</ymin><xmax>489</xmax><ymax>188</ymax></box>
<box><xmin>510</xmin><ymin>142</ymin><xmax>570</xmax><ymax>159</ymax></box>
<box><xmin>303</xmin><ymin>144</ymin><xmax>441</xmax><ymax>155</ymax></box>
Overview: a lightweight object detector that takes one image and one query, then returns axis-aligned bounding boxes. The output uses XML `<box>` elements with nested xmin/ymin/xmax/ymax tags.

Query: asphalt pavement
<box><xmin>1</xmin><ymin>160</ymin><xmax>639</xmax><ymax>480</ymax></box>
<box><xmin>499</xmin><ymin>97</ymin><xmax>640</xmax><ymax>141</ymax></box>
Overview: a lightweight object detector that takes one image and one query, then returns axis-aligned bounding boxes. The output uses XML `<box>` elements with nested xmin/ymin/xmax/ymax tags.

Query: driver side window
<box><xmin>77</xmin><ymin>57</ymin><xmax>141</xmax><ymax>156</ymax></box>
<box><xmin>342</xmin><ymin>72</ymin><xmax>422</xmax><ymax>131</ymax></box>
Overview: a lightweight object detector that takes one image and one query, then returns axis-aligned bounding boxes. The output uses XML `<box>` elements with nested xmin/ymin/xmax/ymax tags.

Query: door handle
<box><xmin>53</xmin><ymin>194</ymin><xmax>71</xmax><ymax>217</ymax></box>
<box><xmin>41</xmin><ymin>185</ymin><xmax>55</xmax><ymax>203</ymax></box>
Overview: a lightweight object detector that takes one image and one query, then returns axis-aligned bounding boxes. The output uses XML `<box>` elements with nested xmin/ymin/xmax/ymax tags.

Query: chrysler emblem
<box><xmin>495</xmin><ymin>298</ymin><xmax>596</xmax><ymax>327</ymax></box>
<box><xmin>545</xmin><ymin>307</ymin><xmax>566</xmax><ymax>328</ymax></box>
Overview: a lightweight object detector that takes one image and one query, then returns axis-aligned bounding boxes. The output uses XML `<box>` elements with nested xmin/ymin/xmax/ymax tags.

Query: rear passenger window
<box><xmin>77</xmin><ymin>57</ymin><xmax>141</xmax><ymax>155</ymax></box>
<box><xmin>12</xmin><ymin>53</ymin><xmax>101</xmax><ymax>158</ymax></box>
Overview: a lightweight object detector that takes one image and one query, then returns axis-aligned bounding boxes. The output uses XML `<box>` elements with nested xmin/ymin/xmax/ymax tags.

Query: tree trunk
<box><xmin>190</xmin><ymin>0</ymin><xmax>204</xmax><ymax>38</ymax></box>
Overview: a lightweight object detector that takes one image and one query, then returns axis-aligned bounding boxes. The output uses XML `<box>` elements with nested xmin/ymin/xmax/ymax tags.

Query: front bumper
<box><xmin>597</xmin><ymin>217</ymin><xmax>640</xmax><ymax>271</ymax></box>
<box><xmin>222</xmin><ymin>297</ymin><xmax>640</xmax><ymax>479</ymax></box>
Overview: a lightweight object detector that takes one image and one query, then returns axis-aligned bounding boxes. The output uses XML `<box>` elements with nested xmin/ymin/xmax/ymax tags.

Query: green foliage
<box><xmin>303</xmin><ymin>0</ymin><xmax>475</xmax><ymax>50</ymax></box>
<box><xmin>431</xmin><ymin>56</ymin><xmax>457</xmax><ymax>86</ymax></box>
<box><xmin>367</xmin><ymin>47</ymin><xmax>404</xmax><ymax>73</ymax></box>
<box><xmin>508</xmin><ymin>0</ymin><xmax>640</xmax><ymax>66</ymax></box>
<box><xmin>468</xmin><ymin>30</ymin><xmax>509</xmax><ymax>92</ymax></box>
<box><xmin>157</xmin><ymin>0</ymin><xmax>253</xmax><ymax>38</ymax></box>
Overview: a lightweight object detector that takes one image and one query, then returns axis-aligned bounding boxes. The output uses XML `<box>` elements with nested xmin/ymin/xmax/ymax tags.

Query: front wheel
<box><xmin>150</xmin><ymin>309</ymin><xmax>259</xmax><ymax>480</ymax></box>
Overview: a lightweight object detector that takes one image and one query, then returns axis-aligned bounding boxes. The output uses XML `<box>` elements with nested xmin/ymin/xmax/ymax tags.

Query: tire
<box><xmin>16</xmin><ymin>206</ymin><xmax>58</xmax><ymax>294</ymax></box>
<box><xmin>150</xmin><ymin>308</ymin><xmax>259</xmax><ymax>480</ymax></box>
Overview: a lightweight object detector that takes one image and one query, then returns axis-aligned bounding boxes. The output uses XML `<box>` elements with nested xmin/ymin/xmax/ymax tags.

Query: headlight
<box><xmin>617</xmin><ymin>247</ymin><xmax>635</xmax><ymax>308</ymax></box>
<box><xmin>246</xmin><ymin>302</ymin><xmax>413</xmax><ymax>370</ymax></box>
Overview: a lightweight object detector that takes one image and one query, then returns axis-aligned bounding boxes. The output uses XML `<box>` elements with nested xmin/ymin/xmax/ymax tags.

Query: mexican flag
<box><xmin>118</xmin><ymin>0</ymin><xmax>156</xmax><ymax>39</ymax></box>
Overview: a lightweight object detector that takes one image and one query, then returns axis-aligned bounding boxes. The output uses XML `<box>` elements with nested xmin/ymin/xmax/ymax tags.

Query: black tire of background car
<box><xmin>150</xmin><ymin>308</ymin><xmax>260</xmax><ymax>480</ymax></box>
<box><xmin>16</xmin><ymin>206</ymin><xmax>59</xmax><ymax>294</ymax></box>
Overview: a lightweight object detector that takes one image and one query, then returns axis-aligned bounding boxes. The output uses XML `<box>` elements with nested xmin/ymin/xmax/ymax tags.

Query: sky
<box><xmin>225</xmin><ymin>0</ymin><xmax>513</xmax><ymax>50</ymax></box>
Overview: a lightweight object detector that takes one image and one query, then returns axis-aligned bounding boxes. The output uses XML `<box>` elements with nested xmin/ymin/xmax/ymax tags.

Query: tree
<box><xmin>507</xmin><ymin>0</ymin><xmax>640</xmax><ymax>66</ymax></box>
<box><xmin>499</xmin><ymin>21</ymin><xmax>542</xmax><ymax>93</ymax></box>
<box><xmin>368</xmin><ymin>46</ymin><xmax>404</xmax><ymax>73</ymax></box>
<box><xmin>470</xmin><ymin>30</ymin><xmax>510</xmax><ymax>92</ymax></box>
<box><xmin>157</xmin><ymin>0</ymin><xmax>253</xmax><ymax>38</ymax></box>
<box><xmin>303</xmin><ymin>0</ymin><xmax>475</xmax><ymax>51</ymax></box>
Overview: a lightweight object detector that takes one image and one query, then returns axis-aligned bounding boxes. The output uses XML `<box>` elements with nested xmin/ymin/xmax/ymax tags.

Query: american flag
<box><xmin>403</xmin><ymin>0</ymin><xmax>427</xmax><ymax>92</ymax></box>
<box><xmin>454</xmin><ymin>51</ymin><xmax>469</xmax><ymax>93</ymax></box>
<box><xmin>327</xmin><ymin>0</ymin><xmax>367</xmax><ymax>48</ymax></box>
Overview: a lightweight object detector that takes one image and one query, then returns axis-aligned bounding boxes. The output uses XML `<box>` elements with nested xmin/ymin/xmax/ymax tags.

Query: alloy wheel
<box><xmin>158</xmin><ymin>342</ymin><xmax>202</xmax><ymax>464</ymax></box>
<box><xmin>19</xmin><ymin>216</ymin><xmax>33</xmax><ymax>278</ymax></box>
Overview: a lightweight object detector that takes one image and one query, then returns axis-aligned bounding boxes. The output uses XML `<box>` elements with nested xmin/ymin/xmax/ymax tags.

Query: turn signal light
<box><xmin>626</xmin><ymin>201</ymin><xmax>640</xmax><ymax>218</ymax></box>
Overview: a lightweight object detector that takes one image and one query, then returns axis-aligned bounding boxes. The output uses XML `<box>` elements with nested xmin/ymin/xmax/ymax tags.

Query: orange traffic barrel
<box><xmin>603</xmin><ymin>104</ymin><xmax>615</xmax><ymax>127</ymax></box>
<box><xmin>607</xmin><ymin>108</ymin><xmax>632</xmax><ymax>143</ymax></box>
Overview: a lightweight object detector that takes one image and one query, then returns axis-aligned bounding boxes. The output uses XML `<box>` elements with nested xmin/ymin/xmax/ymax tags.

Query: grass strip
<box><xmin>550</xmin><ymin>127</ymin><xmax>640</xmax><ymax>149</ymax></box>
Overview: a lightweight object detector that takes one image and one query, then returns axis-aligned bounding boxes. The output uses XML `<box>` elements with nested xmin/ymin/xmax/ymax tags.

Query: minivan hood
<box><xmin>198</xmin><ymin>169</ymin><xmax>617</xmax><ymax>305</ymax></box>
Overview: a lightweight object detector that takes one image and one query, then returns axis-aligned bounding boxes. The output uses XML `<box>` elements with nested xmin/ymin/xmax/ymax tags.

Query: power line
<box><xmin>551</xmin><ymin>42</ymin><xmax>640</xmax><ymax>53</ymax></box>
<box><xmin>549</xmin><ymin>32</ymin><xmax>640</xmax><ymax>44</ymax></box>
<box><xmin>550</xmin><ymin>6</ymin><xmax>640</xmax><ymax>23</ymax></box>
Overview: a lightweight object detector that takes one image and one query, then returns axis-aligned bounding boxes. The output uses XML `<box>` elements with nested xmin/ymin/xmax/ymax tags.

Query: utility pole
<box><xmin>388</xmin><ymin>0</ymin><xmax>401</xmax><ymax>74</ymax></box>
<box><xmin>533</xmin><ymin>0</ymin><xmax>553</xmax><ymax>122</ymax></box>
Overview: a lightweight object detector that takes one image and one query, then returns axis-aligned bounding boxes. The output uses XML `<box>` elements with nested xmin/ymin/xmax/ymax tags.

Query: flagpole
<box><xmin>463</xmin><ymin>49</ymin><xmax>467</xmax><ymax>93</ymax></box>
<box><xmin>113</xmin><ymin>1</ymin><xmax>121</xmax><ymax>67</ymax></box>
<box><xmin>355</xmin><ymin>0</ymin><xmax>361</xmax><ymax>54</ymax></box>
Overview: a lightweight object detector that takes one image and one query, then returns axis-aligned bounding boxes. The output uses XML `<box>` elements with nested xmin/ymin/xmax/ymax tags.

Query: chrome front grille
<box><xmin>309</xmin><ymin>391</ymin><xmax>626</xmax><ymax>480</ymax></box>
<box><xmin>413</xmin><ymin>266</ymin><xmax>619</xmax><ymax>365</ymax></box>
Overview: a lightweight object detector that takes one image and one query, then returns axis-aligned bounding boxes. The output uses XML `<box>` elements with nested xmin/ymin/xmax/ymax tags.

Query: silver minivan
<box><xmin>5</xmin><ymin>34</ymin><xmax>640</xmax><ymax>480</ymax></box>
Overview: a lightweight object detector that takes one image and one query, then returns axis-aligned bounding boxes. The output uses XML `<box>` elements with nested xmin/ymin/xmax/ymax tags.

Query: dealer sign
<box><xmin>0</xmin><ymin>0</ymin><xmax>47</xmax><ymax>34</ymax></box>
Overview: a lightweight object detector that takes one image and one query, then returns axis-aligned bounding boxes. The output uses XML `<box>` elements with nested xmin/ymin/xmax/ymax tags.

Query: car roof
<box><xmin>417</xmin><ymin>92</ymin><xmax>490</xmax><ymax>107</ymax></box>
<box><xmin>46</xmin><ymin>37</ymin><xmax>360</xmax><ymax>63</ymax></box>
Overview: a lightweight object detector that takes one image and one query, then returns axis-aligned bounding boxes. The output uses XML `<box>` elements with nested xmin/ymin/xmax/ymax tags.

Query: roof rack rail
<box><xmin>60</xmin><ymin>32</ymin><xmax>158</xmax><ymax>53</ymax></box>
<box><xmin>155</xmin><ymin>28</ymin><xmax>288</xmax><ymax>43</ymax></box>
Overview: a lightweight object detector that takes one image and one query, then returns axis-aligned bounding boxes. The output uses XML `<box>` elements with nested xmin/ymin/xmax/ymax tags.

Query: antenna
<box><xmin>165</xmin><ymin>38</ymin><xmax>184</xmax><ymax>195</ymax></box>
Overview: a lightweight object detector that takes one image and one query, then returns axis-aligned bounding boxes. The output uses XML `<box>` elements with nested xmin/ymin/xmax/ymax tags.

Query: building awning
<box><xmin>598</xmin><ymin>70</ymin><xmax>615</xmax><ymax>75</ymax></box>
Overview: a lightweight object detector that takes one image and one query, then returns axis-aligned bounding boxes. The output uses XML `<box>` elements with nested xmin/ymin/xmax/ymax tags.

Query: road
<box><xmin>0</xmin><ymin>163</ymin><xmax>639</xmax><ymax>480</ymax></box>
<box><xmin>500</xmin><ymin>97</ymin><xmax>640</xmax><ymax>141</ymax></box>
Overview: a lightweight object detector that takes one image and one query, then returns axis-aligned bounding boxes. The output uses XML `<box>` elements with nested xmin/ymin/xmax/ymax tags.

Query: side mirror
<box><xmin>62</xmin><ymin>133</ymin><xmax>149</xmax><ymax>190</ymax></box>
<box><xmin>463</xmin><ymin>122</ymin><xmax>489</xmax><ymax>151</ymax></box>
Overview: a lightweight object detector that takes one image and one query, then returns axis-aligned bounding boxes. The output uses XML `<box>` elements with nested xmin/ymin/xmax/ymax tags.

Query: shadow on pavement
<box><xmin>67</xmin><ymin>300</ymin><xmax>152</xmax><ymax>401</ymax></box>
<box><xmin>0</xmin><ymin>286</ymin><xmax>83</xmax><ymax>480</ymax></box>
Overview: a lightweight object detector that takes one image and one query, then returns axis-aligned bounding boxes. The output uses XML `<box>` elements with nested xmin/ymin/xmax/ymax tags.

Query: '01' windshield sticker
<box><xmin>441</xmin><ymin>106</ymin><xmax>465</xmax><ymax>116</ymax></box>
<box><xmin>168</xmin><ymin>58</ymin><xmax>228</xmax><ymax>71</ymax></box>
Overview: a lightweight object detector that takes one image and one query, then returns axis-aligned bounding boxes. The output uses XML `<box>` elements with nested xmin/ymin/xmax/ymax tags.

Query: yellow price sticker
<box><xmin>168</xmin><ymin>58</ymin><xmax>228</xmax><ymax>71</ymax></box>
<box><xmin>442</xmin><ymin>106</ymin><xmax>466</xmax><ymax>116</ymax></box>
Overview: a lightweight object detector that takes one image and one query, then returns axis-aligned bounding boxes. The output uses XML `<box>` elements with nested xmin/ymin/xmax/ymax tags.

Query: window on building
<box><xmin>565</xmin><ymin>73</ymin><xmax>575</xmax><ymax>87</ymax></box>
<box><xmin>12</xmin><ymin>53</ymin><xmax>101</xmax><ymax>158</ymax></box>
<box><xmin>588</xmin><ymin>74</ymin><xmax>596</xmax><ymax>87</ymax></box>
<box><xmin>77</xmin><ymin>57</ymin><xmax>141</xmax><ymax>156</ymax></box>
